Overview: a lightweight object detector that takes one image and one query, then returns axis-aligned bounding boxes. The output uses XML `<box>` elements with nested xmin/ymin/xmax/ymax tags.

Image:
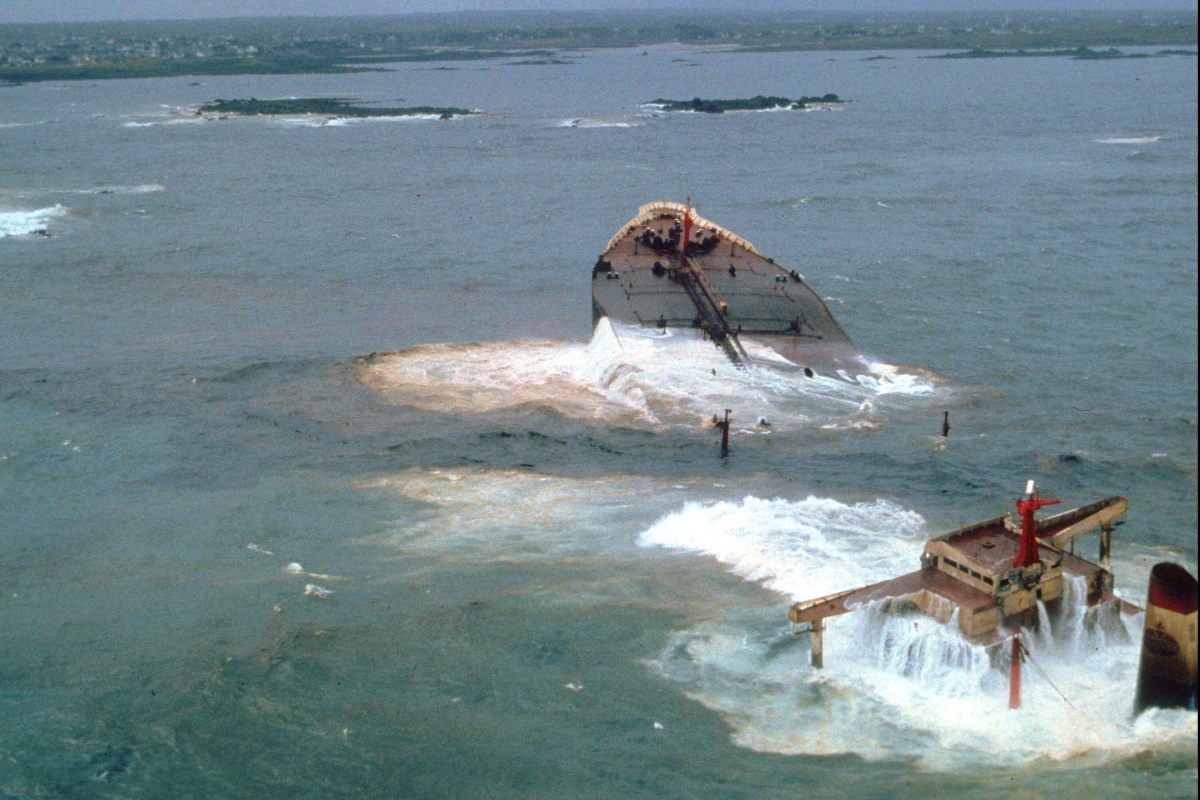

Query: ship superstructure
<box><xmin>787</xmin><ymin>484</ymin><xmax>1198</xmax><ymax>713</ymax></box>
<box><xmin>789</xmin><ymin>487</ymin><xmax>1136</xmax><ymax>666</ymax></box>
<box><xmin>591</xmin><ymin>201</ymin><xmax>862</xmax><ymax>374</ymax></box>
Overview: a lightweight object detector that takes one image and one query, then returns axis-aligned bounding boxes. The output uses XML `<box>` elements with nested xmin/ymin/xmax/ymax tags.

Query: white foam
<box><xmin>70</xmin><ymin>183</ymin><xmax>166</xmax><ymax>195</ymax></box>
<box><xmin>286</xmin><ymin>562</ymin><xmax>341</xmax><ymax>580</ymax></box>
<box><xmin>736</xmin><ymin>104</ymin><xmax>795</xmax><ymax>113</ymax></box>
<box><xmin>852</xmin><ymin>361</ymin><xmax>936</xmax><ymax>396</ymax></box>
<box><xmin>358</xmin><ymin>319</ymin><xmax>939</xmax><ymax>432</ymax></box>
<box><xmin>274</xmin><ymin>113</ymin><xmax>459</xmax><ymax>128</ymax></box>
<box><xmin>122</xmin><ymin>121</ymin><xmax>158</xmax><ymax>128</ymax></box>
<box><xmin>1096</xmin><ymin>135</ymin><xmax>1161</xmax><ymax>145</ymax></box>
<box><xmin>556</xmin><ymin>118</ymin><xmax>636</xmax><ymax>128</ymax></box>
<box><xmin>274</xmin><ymin>116</ymin><xmax>326</xmax><ymax>128</ymax></box>
<box><xmin>0</xmin><ymin>204</ymin><xmax>66</xmax><ymax>238</ymax></box>
<box><xmin>639</xmin><ymin>495</ymin><xmax>926</xmax><ymax>600</ymax></box>
<box><xmin>346</xmin><ymin>114</ymin><xmax>452</xmax><ymax>123</ymax></box>
<box><xmin>640</xmin><ymin>496</ymin><xmax>1197</xmax><ymax>769</ymax></box>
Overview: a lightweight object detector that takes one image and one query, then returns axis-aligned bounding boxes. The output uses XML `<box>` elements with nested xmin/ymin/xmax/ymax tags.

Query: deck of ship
<box><xmin>591</xmin><ymin>202</ymin><xmax>862</xmax><ymax>373</ymax></box>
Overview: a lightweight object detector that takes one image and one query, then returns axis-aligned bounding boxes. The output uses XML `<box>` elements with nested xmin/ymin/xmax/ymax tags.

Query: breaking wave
<box><xmin>556</xmin><ymin>118</ymin><xmax>638</xmax><ymax>128</ymax></box>
<box><xmin>1096</xmin><ymin>135</ymin><xmax>1161</xmax><ymax>145</ymax></box>
<box><xmin>65</xmin><ymin>183</ymin><xmax>166</xmax><ymax>195</ymax></box>
<box><xmin>0</xmin><ymin>204</ymin><xmax>66</xmax><ymax>238</ymax></box>
<box><xmin>640</xmin><ymin>495</ymin><xmax>926</xmax><ymax>599</ymax></box>
<box><xmin>123</xmin><ymin>118</ymin><xmax>205</xmax><ymax>128</ymax></box>
<box><xmin>357</xmin><ymin>318</ymin><xmax>938</xmax><ymax>431</ymax></box>
<box><xmin>639</xmin><ymin>497</ymin><xmax>1197</xmax><ymax>770</ymax></box>
<box><xmin>275</xmin><ymin>114</ymin><xmax>463</xmax><ymax>127</ymax></box>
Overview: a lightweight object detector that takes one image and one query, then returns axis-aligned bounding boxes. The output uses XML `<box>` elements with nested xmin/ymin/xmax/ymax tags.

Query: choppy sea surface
<box><xmin>1</xmin><ymin>43</ymin><xmax>1196</xmax><ymax>798</ymax></box>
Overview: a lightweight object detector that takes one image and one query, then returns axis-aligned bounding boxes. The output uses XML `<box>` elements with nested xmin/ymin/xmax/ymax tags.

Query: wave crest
<box><xmin>0</xmin><ymin>204</ymin><xmax>66</xmax><ymax>238</ymax></box>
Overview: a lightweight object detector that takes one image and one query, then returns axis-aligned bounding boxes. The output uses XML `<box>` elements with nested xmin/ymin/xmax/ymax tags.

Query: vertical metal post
<box><xmin>720</xmin><ymin>409</ymin><xmax>730</xmax><ymax>458</ymax></box>
<box><xmin>1008</xmin><ymin>633</ymin><xmax>1022</xmax><ymax>710</ymax></box>
<box><xmin>1099</xmin><ymin>523</ymin><xmax>1112</xmax><ymax>571</ymax></box>
<box><xmin>811</xmin><ymin>618</ymin><xmax>825</xmax><ymax>669</ymax></box>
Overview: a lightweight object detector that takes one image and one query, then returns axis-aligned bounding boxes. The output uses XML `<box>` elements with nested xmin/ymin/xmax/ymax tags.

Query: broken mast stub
<box><xmin>591</xmin><ymin>201</ymin><xmax>862</xmax><ymax>374</ymax></box>
<box><xmin>789</xmin><ymin>488</ymin><xmax>1134</xmax><ymax>660</ymax></box>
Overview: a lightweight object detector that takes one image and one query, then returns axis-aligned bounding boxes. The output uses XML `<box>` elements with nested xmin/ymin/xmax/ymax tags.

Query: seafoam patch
<box><xmin>1096</xmin><ymin>135</ymin><xmax>1161</xmax><ymax>145</ymax></box>
<box><xmin>0</xmin><ymin>204</ymin><xmax>67</xmax><ymax>238</ymax></box>
<box><xmin>556</xmin><ymin>118</ymin><xmax>638</xmax><ymax>129</ymax></box>
<box><xmin>280</xmin><ymin>114</ymin><xmax>456</xmax><ymax>127</ymax></box>
<box><xmin>356</xmin><ymin>319</ymin><xmax>939</xmax><ymax>432</ymax></box>
<box><xmin>361</xmin><ymin>468</ymin><xmax>684</xmax><ymax>561</ymax></box>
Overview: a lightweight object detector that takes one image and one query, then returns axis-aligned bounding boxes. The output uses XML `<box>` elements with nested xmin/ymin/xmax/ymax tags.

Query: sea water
<box><xmin>0</xmin><ymin>43</ymin><xmax>1196</xmax><ymax>798</ymax></box>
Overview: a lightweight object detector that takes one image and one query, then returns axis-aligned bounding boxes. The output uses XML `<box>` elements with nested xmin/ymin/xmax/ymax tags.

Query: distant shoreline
<box><xmin>927</xmin><ymin>46</ymin><xmax>1196</xmax><ymax>60</ymax></box>
<box><xmin>1</xmin><ymin>10</ymin><xmax>1195</xmax><ymax>85</ymax></box>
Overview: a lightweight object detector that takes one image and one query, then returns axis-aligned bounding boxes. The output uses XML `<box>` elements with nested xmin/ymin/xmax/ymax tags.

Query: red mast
<box><xmin>1012</xmin><ymin>480</ymin><xmax>1060</xmax><ymax>568</ymax></box>
<box><xmin>682</xmin><ymin>196</ymin><xmax>693</xmax><ymax>258</ymax></box>
<box><xmin>1008</xmin><ymin>634</ymin><xmax>1024</xmax><ymax>709</ymax></box>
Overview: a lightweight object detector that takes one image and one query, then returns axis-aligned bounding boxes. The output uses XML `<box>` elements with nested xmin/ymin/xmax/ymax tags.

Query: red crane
<box><xmin>1013</xmin><ymin>481</ymin><xmax>1060</xmax><ymax>569</ymax></box>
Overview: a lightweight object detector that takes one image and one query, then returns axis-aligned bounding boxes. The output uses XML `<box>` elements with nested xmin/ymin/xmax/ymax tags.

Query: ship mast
<box><xmin>682</xmin><ymin>196</ymin><xmax>693</xmax><ymax>258</ymax></box>
<box><xmin>674</xmin><ymin>198</ymin><xmax>748</xmax><ymax>367</ymax></box>
<box><xmin>1013</xmin><ymin>480</ymin><xmax>1060</xmax><ymax>568</ymax></box>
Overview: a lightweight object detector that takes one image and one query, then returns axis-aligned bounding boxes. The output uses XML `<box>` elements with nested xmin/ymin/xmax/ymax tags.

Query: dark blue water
<box><xmin>1</xmin><ymin>44</ymin><xmax>1196</xmax><ymax>798</ymax></box>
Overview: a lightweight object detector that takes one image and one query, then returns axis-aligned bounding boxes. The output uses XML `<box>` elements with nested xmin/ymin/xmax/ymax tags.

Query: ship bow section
<box><xmin>592</xmin><ymin>201</ymin><xmax>862</xmax><ymax>374</ymax></box>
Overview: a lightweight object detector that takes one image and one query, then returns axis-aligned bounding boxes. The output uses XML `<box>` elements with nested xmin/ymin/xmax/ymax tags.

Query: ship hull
<box><xmin>592</xmin><ymin>201</ymin><xmax>863</xmax><ymax>374</ymax></box>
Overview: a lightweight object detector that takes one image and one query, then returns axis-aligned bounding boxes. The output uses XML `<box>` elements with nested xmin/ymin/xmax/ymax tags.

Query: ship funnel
<box><xmin>1134</xmin><ymin>562</ymin><xmax>1198</xmax><ymax>713</ymax></box>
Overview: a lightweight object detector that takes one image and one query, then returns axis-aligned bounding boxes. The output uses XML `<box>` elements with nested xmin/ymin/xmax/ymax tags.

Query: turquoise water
<box><xmin>1</xmin><ymin>44</ymin><xmax>1196</xmax><ymax>798</ymax></box>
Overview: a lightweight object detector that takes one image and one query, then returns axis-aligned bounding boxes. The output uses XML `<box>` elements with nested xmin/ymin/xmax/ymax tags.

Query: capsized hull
<box><xmin>591</xmin><ymin>201</ymin><xmax>863</xmax><ymax>374</ymax></box>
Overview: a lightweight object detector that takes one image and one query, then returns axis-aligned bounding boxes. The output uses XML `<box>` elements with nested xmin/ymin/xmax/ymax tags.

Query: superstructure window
<box><xmin>944</xmin><ymin>558</ymin><xmax>958</xmax><ymax>569</ymax></box>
